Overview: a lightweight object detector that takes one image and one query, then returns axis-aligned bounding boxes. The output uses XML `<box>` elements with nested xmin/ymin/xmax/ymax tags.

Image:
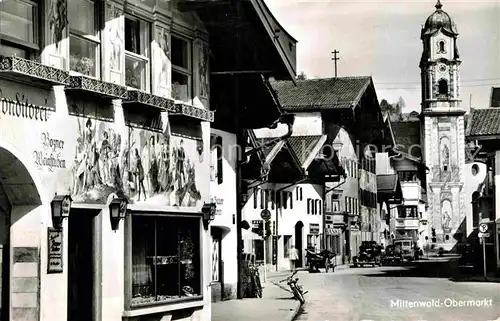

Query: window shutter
<box><xmin>216</xmin><ymin>136</ymin><xmax>223</xmax><ymax>184</ymax></box>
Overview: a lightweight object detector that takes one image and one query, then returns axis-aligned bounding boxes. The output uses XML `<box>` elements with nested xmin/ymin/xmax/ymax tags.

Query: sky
<box><xmin>265</xmin><ymin>0</ymin><xmax>500</xmax><ymax>113</ymax></box>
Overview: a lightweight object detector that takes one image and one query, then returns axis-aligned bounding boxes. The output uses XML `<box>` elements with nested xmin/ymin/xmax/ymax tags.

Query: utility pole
<box><xmin>469</xmin><ymin>94</ymin><xmax>472</xmax><ymax>109</ymax></box>
<box><xmin>331</xmin><ymin>50</ymin><xmax>340</xmax><ymax>78</ymax></box>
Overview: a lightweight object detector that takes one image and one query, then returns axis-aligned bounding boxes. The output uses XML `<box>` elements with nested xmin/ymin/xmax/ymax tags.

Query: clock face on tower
<box><xmin>438</xmin><ymin>63</ymin><xmax>447</xmax><ymax>73</ymax></box>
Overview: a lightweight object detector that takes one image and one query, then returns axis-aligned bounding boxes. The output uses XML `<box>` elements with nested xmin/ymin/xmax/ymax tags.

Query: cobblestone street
<box><xmin>270</xmin><ymin>264</ymin><xmax>500</xmax><ymax>321</ymax></box>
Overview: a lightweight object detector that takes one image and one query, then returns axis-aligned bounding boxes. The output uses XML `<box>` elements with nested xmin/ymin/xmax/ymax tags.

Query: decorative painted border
<box><xmin>125</xmin><ymin>90</ymin><xmax>175</xmax><ymax>111</ymax></box>
<box><xmin>68</xmin><ymin>75</ymin><xmax>127</xmax><ymax>99</ymax></box>
<box><xmin>171</xmin><ymin>103</ymin><xmax>215</xmax><ymax>122</ymax></box>
<box><xmin>0</xmin><ymin>56</ymin><xmax>69</xmax><ymax>85</ymax></box>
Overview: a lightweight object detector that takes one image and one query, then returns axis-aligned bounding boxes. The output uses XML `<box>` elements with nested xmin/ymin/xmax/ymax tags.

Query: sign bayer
<box><xmin>479</xmin><ymin>223</ymin><xmax>488</xmax><ymax>233</ymax></box>
<box><xmin>260</xmin><ymin>209</ymin><xmax>271</xmax><ymax>221</ymax></box>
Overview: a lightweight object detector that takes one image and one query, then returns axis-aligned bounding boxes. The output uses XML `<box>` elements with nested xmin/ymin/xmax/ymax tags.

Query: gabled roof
<box><xmin>390</xmin><ymin>120</ymin><xmax>422</xmax><ymax>158</ymax></box>
<box><xmin>270</xmin><ymin>76</ymin><xmax>372</xmax><ymax>111</ymax></box>
<box><xmin>287</xmin><ymin>135</ymin><xmax>325</xmax><ymax>167</ymax></box>
<box><xmin>490</xmin><ymin>87</ymin><xmax>500</xmax><ymax>107</ymax></box>
<box><xmin>466</xmin><ymin>108</ymin><xmax>500</xmax><ymax>138</ymax></box>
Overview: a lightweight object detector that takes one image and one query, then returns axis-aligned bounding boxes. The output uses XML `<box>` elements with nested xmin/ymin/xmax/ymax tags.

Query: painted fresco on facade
<box><xmin>70</xmin><ymin>117</ymin><xmax>124</xmax><ymax>203</ymax></box>
<box><xmin>125</xmin><ymin>127</ymin><xmax>202</xmax><ymax>206</ymax></box>
<box><xmin>69</xmin><ymin>117</ymin><xmax>202</xmax><ymax>206</ymax></box>
<box><xmin>199</xmin><ymin>44</ymin><xmax>209</xmax><ymax>98</ymax></box>
<box><xmin>49</xmin><ymin>0</ymin><xmax>68</xmax><ymax>48</ymax></box>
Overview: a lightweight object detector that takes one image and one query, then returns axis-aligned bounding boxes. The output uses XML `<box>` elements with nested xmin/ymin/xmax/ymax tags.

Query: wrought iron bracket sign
<box><xmin>171</xmin><ymin>102</ymin><xmax>215</xmax><ymax>122</ymax></box>
<box><xmin>50</xmin><ymin>194</ymin><xmax>72</xmax><ymax>229</ymax></box>
<box><xmin>124</xmin><ymin>90</ymin><xmax>175</xmax><ymax>111</ymax></box>
<box><xmin>47</xmin><ymin>227</ymin><xmax>63</xmax><ymax>274</ymax></box>
<box><xmin>67</xmin><ymin>75</ymin><xmax>127</xmax><ymax>99</ymax></box>
<box><xmin>0</xmin><ymin>56</ymin><xmax>69</xmax><ymax>86</ymax></box>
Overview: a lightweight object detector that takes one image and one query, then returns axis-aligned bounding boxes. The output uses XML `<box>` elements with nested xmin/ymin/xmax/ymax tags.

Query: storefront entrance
<box><xmin>68</xmin><ymin>209</ymin><xmax>100</xmax><ymax>321</ymax></box>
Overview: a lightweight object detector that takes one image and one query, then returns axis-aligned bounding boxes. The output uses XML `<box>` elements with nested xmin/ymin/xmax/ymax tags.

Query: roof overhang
<box><xmin>180</xmin><ymin>0</ymin><xmax>297</xmax><ymax>81</ymax></box>
<box><xmin>377</xmin><ymin>174</ymin><xmax>403</xmax><ymax>204</ymax></box>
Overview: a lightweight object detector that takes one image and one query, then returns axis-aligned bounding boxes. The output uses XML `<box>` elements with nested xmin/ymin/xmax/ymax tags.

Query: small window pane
<box><xmin>0</xmin><ymin>1</ymin><xmax>35</xmax><ymax>43</ymax></box>
<box><xmin>172</xmin><ymin>70</ymin><xmax>190</xmax><ymax>101</ymax></box>
<box><xmin>0</xmin><ymin>43</ymin><xmax>26</xmax><ymax>58</ymax></box>
<box><xmin>68</xmin><ymin>0</ymin><xmax>95</xmax><ymax>35</ymax></box>
<box><xmin>171</xmin><ymin>36</ymin><xmax>189</xmax><ymax>69</ymax></box>
<box><xmin>125</xmin><ymin>17</ymin><xmax>141</xmax><ymax>54</ymax></box>
<box><xmin>70</xmin><ymin>36</ymin><xmax>97</xmax><ymax>76</ymax></box>
<box><xmin>126</xmin><ymin>54</ymin><xmax>147</xmax><ymax>90</ymax></box>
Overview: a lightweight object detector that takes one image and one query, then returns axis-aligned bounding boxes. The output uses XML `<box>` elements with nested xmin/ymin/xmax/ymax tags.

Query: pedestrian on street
<box><xmin>289</xmin><ymin>246</ymin><xmax>299</xmax><ymax>271</ymax></box>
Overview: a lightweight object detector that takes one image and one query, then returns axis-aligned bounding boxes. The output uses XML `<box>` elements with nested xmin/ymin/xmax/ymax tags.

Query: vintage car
<box><xmin>352</xmin><ymin>241</ymin><xmax>382</xmax><ymax>267</ymax></box>
<box><xmin>381</xmin><ymin>245</ymin><xmax>404</xmax><ymax>266</ymax></box>
<box><xmin>393</xmin><ymin>238</ymin><xmax>415</xmax><ymax>262</ymax></box>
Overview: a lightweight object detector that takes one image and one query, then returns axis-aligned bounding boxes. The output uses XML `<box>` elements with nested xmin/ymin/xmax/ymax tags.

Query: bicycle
<box><xmin>279</xmin><ymin>269</ymin><xmax>307</xmax><ymax>305</ymax></box>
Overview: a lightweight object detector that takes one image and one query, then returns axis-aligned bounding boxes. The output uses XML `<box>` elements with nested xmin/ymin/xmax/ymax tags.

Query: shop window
<box><xmin>171</xmin><ymin>35</ymin><xmax>192</xmax><ymax>103</ymax></box>
<box><xmin>69</xmin><ymin>0</ymin><xmax>100</xmax><ymax>77</ymax></box>
<box><xmin>283</xmin><ymin>192</ymin><xmax>288</xmax><ymax>209</ymax></box>
<box><xmin>0</xmin><ymin>0</ymin><xmax>39</xmax><ymax>59</ymax></box>
<box><xmin>283</xmin><ymin>235</ymin><xmax>292</xmax><ymax>258</ymax></box>
<box><xmin>131</xmin><ymin>215</ymin><xmax>201</xmax><ymax>306</ymax></box>
<box><xmin>289</xmin><ymin>191</ymin><xmax>293</xmax><ymax>209</ymax></box>
<box><xmin>125</xmin><ymin>14</ymin><xmax>150</xmax><ymax>91</ymax></box>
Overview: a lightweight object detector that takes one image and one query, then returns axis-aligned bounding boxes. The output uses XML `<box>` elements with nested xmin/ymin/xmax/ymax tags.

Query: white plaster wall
<box><xmin>464</xmin><ymin>162</ymin><xmax>487</xmax><ymax>236</ymax></box>
<box><xmin>210</xmin><ymin>129</ymin><xmax>238</xmax><ymax>287</ymax></box>
<box><xmin>242</xmin><ymin>182</ymin><xmax>323</xmax><ymax>270</ymax></box>
<box><xmin>253</xmin><ymin>112</ymin><xmax>323</xmax><ymax>138</ymax></box>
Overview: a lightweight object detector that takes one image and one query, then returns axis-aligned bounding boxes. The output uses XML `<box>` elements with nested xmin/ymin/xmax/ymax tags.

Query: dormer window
<box><xmin>438</xmin><ymin>79</ymin><xmax>448</xmax><ymax>96</ymax></box>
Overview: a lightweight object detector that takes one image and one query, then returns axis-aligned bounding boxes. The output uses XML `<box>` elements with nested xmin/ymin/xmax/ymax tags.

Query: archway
<box><xmin>294</xmin><ymin>221</ymin><xmax>304</xmax><ymax>268</ymax></box>
<box><xmin>0</xmin><ymin>145</ymin><xmax>42</xmax><ymax>321</ymax></box>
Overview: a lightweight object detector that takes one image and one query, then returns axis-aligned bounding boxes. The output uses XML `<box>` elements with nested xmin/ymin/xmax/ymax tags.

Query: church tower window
<box><xmin>438</xmin><ymin>79</ymin><xmax>448</xmax><ymax>96</ymax></box>
<box><xmin>438</xmin><ymin>40</ymin><xmax>446</xmax><ymax>53</ymax></box>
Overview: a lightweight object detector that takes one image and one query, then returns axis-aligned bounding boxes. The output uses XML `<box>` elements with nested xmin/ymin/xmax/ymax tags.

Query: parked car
<box><xmin>393</xmin><ymin>238</ymin><xmax>415</xmax><ymax>262</ymax></box>
<box><xmin>352</xmin><ymin>241</ymin><xmax>382</xmax><ymax>267</ymax></box>
<box><xmin>381</xmin><ymin>245</ymin><xmax>403</xmax><ymax>266</ymax></box>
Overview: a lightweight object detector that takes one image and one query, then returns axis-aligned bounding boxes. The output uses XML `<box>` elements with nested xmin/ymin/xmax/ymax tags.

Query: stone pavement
<box><xmin>211</xmin><ymin>281</ymin><xmax>301</xmax><ymax>321</ymax></box>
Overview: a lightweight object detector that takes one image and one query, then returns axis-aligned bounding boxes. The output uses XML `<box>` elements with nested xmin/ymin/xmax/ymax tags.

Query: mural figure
<box><xmin>108</xmin><ymin>11</ymin><xmax>123</xmax><ymax>71</ymax></box>
<box><xmin>442</xmin><ymin>144</ymin><xmax>450</xmax><ymax>168</ymax></box>
<box><xmin>199</xmin><ymin>46</ymin><xmax>209</xmax><ymax>97</ymax></box>
<box><xmin>158</xmin><ymin>29</ymin><xmax>171</xmax><ymax>90</ymax></box>
<box><xmin>49</xmin><ymin>0</ymin><xmax>68</xmax><ymax>49</ymax></box>
<box><xmin>442</xmin><ymin>211</ymin><xmax>451</xmax><ymax>231</ymax></box>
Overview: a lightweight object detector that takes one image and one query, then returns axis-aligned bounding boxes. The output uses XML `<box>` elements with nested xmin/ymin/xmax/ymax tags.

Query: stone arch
<box><xmin>0</xmin><ymin>140</ymin><xmax>43</xmax><ymax>207</ymax></box>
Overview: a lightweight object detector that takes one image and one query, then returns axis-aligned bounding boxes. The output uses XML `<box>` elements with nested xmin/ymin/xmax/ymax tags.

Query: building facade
<box><xmin>0</xmin><ymin>1</ymin><xmax>219</xmax><ymax>321</ymax></box>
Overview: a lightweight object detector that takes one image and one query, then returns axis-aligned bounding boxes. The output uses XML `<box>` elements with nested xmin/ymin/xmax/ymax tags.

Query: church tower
<box><xmin>420</xmin><ymin>0</ymin><xmax>466</xmax><ymax>249</ymax></box>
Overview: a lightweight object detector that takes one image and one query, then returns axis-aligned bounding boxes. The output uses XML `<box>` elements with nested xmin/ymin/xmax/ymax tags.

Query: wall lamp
<box><xmin>109</xmin><ymin>197</ymin><xmax>128</xmax><ymax>231</ymax></box>
<box><xmin>51</xmin><ymin>195</ymin><xmax>72</xmax><ymax>229</ymax></box>
<box><xmin>202</xmin><ymin>202</ymin><xmax>216</xmax><ymax>229</ymax></box>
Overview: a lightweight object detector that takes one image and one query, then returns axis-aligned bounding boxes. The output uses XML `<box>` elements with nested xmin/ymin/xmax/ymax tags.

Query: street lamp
<box><xmin>109</xmin><ymin>197</ymin><xmax>128</xmax><ymax>231</ymax></box>
<box><xmin>202</xmin><ymin>202</ymin><xmax>216</xmax><ymax>229</ymax></box>
<box><xmin>50</xmin><ymin>195</ymin><xmax>72</xmax><ymax>229</ymax></box>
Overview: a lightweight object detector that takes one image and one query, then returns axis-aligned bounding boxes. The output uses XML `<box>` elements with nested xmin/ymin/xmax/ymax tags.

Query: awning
<box><xmin>377</xmin><ymin>174</ymin><xmax>403</xmax><ymax>204</ymax></box>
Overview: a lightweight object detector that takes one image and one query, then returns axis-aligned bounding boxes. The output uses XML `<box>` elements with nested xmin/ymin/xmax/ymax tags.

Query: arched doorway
<box><xmin>294</xmin><ymin>221</ymin><xmax>304</xmax><ymax>268</ymax></box>
<box><xmin>0</xmin><ymin>145</ymin><xmax>42</xmax><ymax>321</ymax></box>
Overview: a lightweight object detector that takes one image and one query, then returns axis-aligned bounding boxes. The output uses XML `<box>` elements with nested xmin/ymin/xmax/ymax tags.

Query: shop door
<box><xmin>68</xmin><ymin>209</ymin><xmax>97</xmax><ymax>321</ymax></box>
<box><xmin>294</xmin><ymin>222</ymin><xmax>303</xmax><ymax>268</ymax></box>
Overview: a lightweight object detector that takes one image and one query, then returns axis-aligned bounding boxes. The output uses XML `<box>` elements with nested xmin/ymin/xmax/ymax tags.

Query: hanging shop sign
<box><xmin>47</xmin><ymin>227</ymin><xmax>63</xmax><ymax>274</ymax></box>
<box><xmin>309</xmin><ymin>223</ymin><xmax>320</xmax><ymax>235</ymax></box>
<box><xmin>210</xmin><ymin>196</ymin><xmax>224</xmax><ymax>215</ymax></box>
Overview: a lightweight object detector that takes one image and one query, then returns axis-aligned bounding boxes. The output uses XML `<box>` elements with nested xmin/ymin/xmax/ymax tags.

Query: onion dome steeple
<box><xmin>421</xmin><ymin>0</ymin><xmax>458</xmax><ymax>39</ymax></box>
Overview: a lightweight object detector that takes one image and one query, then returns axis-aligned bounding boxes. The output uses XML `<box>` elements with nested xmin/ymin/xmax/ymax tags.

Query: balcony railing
<box><xmin>0</xmin><ymin>56</ymin><xmax>69</xmax><ymax>86</ymax></box>
<box><xmin>395</xmin><ymin>218</ymin><xmax>419</xmax><ymax>229</ymax></box>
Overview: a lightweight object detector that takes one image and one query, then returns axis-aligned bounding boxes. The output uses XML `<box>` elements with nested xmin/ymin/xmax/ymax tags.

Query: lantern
<box><xmin>51</xmin><ymin>195</ymin><xmax>72</xmax><ymax>229</ymax></box>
